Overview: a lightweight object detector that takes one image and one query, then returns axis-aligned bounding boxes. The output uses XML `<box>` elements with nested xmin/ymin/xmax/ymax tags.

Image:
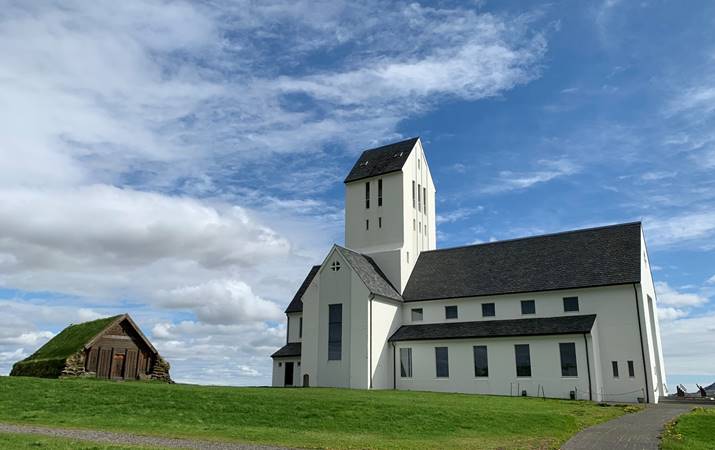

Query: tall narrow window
<box><xmin>328</xmin><ymin>304</ymin><xmax>342</xmax><ymax>360</ymax></box>
<box><xmin>559</xmin><ymin>343</ymin><xmax>578</xmax><ymax>376</ymax></box>
<box><xmin>411</xmin><ymin>308</ymin><xmax>423</xmax><ymax>321</ymax></box>
<box><xmin>418</xmin><ymin>221</ymin><xmax>421</xmax><ymax>233</ymax></box>
<box><xmin>482</xmin><ymin>303</ymin><xmax>495</xmax><ymax>317</ymax></box>
<box><xmin>521</xmin><ymin>300</ymin><xmax>536</xmax><ymax>314</ymax></box>
<box><xmin>445</xmin><ymin>305</ymin><xmax>458</xmax><ymax>319</ymax></box>
<box><xmin>299</xmin><ymin>317</ymin><xmax>303</xmax><ymax>338</ymax></box>
<box><xmin>563</xmin><ymin>297</ymin><xmax>579</xmax><ymax>312</ymax></box>
<box><xmin>406</xmin><ymin>251</ymin><xmax>410</xmax><ymax>263</ymax></box>
<box><xmin>418</xmin><ymin>158</ymin><xmax>421</xmax><ymax>169</ymax></box>
<box><xmin>366</xmin><ymin>219</ymin><xmax>369</xmax><ymax>230</ymax></box>
<box><xmin>473</xmin><ymin>346</ymin><xmax>488</xmax><ymax>377</ymax></box>
<box><xmin>423</xmin><ymin>187</ymin><xmax>427</xmax><ymax>212</ymax></box>
<box><xmin>400</xmin><ymin>348</ymin><xmax>412</xmax><ymax>377</ymax></box>
<box><xmin>628</xmin><ymin>360</ymin><xmax>635</xmax><ymax>377</ymax></box>
<box><xmin>378</xmin><ymin>179</ymin><xmax>383</xmax><ymax>207</ymax></box>
<box><xmin>413</xmin><ymin>219</ymin><xmax>416</xmax><ymax>230</ymax></box>
<box><xmin>412</xmin><ymin>181</ymin><xmax>415</xmax><ymax>208</ymax></box>
<box><xmin>515</xmin><ymin>344</ymin><xmax>531</xmax><ymax>377</ymax></box>
<box><xmin>612</xmin><ymin>361</ymin><xmax>619</xmax><ymax>378</ymax></box>
<box><xmin>378</xmin><ymin>217</ymin><xmax>382</xmax><ymax>228</ymax></box>
<box><xmin>417</xmin><ymin>184</ymin><xmax>422</xmax><ymax>211</ymax></box>
<box><xmin>424</xmin><ymin>224</ymin><xmax>427</xmax><ymax>235</ymax></box>
<box><xmin>365</xmin><ymin>182</ymin><xmax>370</xmax><ymax>209</ymax></box>
<box><xmin>435</xmin><ymin>347</ymin><xmax>449</xmax><ymax>378</ymax></box>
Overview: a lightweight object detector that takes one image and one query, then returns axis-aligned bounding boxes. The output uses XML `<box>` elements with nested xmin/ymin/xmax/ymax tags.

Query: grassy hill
<box><xmin>0</xmin><ymin>376</ymin><xmax>629</xmax><ymax>449</ymax></box>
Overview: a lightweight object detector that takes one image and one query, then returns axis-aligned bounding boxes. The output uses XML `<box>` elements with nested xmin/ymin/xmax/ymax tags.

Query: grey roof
<box><xmin>344</xmin><ymin>137</ymin><xmax>418</xmax><ymax>183</ymax></box>
<box><xmin>285</xmin><ymin>265</ymin><xmax>320</xmax><ymax>313</ymax></box>
<box><xmin>336</xmin><ymin>246</ymin><xmax>402</xmax><ymax>301</ymax></box>
<box><xmin>389</xmin><ymin>314</ymin><xmax>597</xmax><ymax>342</ymax></box>
<box><xmin>271</xmin><ymin>342</ymin><xmax>301</xmax><ymax>358</ymax></box>
<box><xmin>403</xmin><ymin>222</ymin><xmax>642</xmax><ymax>302</ymax></box>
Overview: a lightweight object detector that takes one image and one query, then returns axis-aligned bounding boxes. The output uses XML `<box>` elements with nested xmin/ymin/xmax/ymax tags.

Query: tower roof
<box><xmin>344</xmin><ymin>137</ymin><xmax>419</xmax><ymax>183</ymax></box>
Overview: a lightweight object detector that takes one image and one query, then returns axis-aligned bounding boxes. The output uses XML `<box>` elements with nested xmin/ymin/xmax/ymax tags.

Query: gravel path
<box><xmin>561</xmin><ymin>403</ymin><xmax>693</xmax><ymax>450</ymax></box>
<box><xmin>0</xmin><ymin>423</ymin><xmax>295</xmax><ymax>450</ymax></box>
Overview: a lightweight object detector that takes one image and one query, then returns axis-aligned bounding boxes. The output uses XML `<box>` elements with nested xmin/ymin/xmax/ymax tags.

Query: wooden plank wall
<box><xmin>83</xmin><ymin>318</ymin><xmax>156</xmax><ymax>380</ymax></box>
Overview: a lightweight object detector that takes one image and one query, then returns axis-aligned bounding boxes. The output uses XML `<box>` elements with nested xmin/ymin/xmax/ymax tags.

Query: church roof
<box><xmin>403</xmin><ymin>222</ymin><xmax>642</xmax><ymax>302</ymax></box>
<box><xmin>389</xmin><ymin>314</ymin><xmax>597</xmax><ymax>342</ymax></box>
<box><xmin>344</xmin><ymin>137</ymin><xmax>419</xmax><ymax>183</ymax></box>
<box><xmin>335</xmin><ymin>246</ymin><xmax>402</xmax><ymax>301</ymax></box>
<box><xmin>271</xmin><ymin>342</ymin><xmax>301</xmax><ymax>358</ymax></box>
<box><xmin>285</xmin><ymin>265</ymin><xmax>321</xmax><ymax>313</ymax></box>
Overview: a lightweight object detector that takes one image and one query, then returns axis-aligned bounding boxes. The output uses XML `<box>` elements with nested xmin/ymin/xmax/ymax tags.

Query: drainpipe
<box><xmin>391</xmin><ymin>342</ymin><xmax>396</xmax><ymax>389</ymax></box>
<box><xmin>633</xmin><ymin>284</ymin><xmax>650</xmax><ymax>404</ymax></box>
<box><xmin>583</xmin><ymin>333</ymin><xmax>592</xmax><ymax>401</ymax></box>
<box><xmin>369</xmin><ymin>294</ymin><xmax>374</xmax><ymax>389</ymax></box>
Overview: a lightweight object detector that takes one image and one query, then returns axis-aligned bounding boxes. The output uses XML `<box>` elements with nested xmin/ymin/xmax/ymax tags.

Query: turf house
<box><xmin>271</xmin><ymin>137</ymin><xmax>667</xmax><ymax>404</ymax></box>
<box><xmin>11</xmin><ymin>313</ymin><xmax>171</xmax><ymax>382</ymax></box>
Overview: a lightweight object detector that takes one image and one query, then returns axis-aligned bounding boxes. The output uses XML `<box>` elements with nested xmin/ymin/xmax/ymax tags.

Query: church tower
<box><xmin>344</xmin><ymin>137</ymin><xmax>436</xmax><ymax>293</ymax></box>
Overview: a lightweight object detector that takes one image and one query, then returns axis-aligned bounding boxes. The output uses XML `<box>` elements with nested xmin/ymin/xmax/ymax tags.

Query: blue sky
<box><xmin>0</xmin><ymin>0</ymin><xmax>713</xmax><ymax>390</ymax></box>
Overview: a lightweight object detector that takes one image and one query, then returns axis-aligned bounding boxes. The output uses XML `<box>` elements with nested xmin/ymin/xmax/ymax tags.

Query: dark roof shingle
<box><xmin>389</xmin><ymin>314</ymin><xmax>597</xmax><ymax>342</ymax></box>
<box><xmin>336</xmin><ymin>246</ymin><xmax>402</xmax><ymax>301</ymax></box>
<box><xmin>285</xmin><ymin>265</ymin><xmax>320</xmax><ymax>313</ymax></box>
<box><xmin>344</xmin><ymin>137</ymin><xmax>418</xmax><ymax>183</ymax></box>
<box><xmin>403</xmin><ymin>222</ymin><xmax>642</xmax><ymax>302</ymax></box>
<box><xmin>271</xmin><ymin>342</ymin><xmax>301</xmax><ymax>358</ymax></box>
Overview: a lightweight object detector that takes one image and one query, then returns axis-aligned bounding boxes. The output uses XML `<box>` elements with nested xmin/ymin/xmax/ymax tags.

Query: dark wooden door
<box><xmin>111</xmin><ymin>353</ymin><xmax>125</xmax><ymax>379</ymax></box>
<box><xmin>97</xmin><ymin>348</ymin><xmax>112</xmax><ymax>378</ymax></box>
<box><xmin>284</xmin><ymin>362</ymin><xmax>294</xmax><ymax>386</ymax></box>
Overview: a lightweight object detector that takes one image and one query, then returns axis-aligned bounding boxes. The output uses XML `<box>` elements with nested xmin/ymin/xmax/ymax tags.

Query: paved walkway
<box><xmin>561</xmin><ymin>403</ymin><xmax>693</xmax><ymax>450</ymax></box>
<box><xmin>0</xmin><ymin>423</ymin><xmax>293</xmax><ymax>450</ymax></box>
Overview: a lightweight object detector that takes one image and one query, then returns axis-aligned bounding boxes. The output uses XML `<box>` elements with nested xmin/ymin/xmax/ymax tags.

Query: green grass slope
<box><xmin>0</xmin><ymin>376</ymin><xmax>628</xmax><ymax>449</ymax></box>
<box><xmin>661</xmin><ymin>407</ymin><xmax>715</xmax><ymax>450</ymax></box>
<box><xmin>10</xmin><ymin>316</ymin><xmax>120</xmax><ymax>378</ymax></box>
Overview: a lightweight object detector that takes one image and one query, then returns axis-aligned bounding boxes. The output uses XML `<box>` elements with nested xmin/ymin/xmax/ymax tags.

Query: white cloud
<box><xmin>708</xmin><ymin>274</ymin><xmax>715</xmax><ymax>284</ymax></box>
<box><xmin>645</xmin><ymin>211</ymin><xmax>715</xmax><ymax>248</ymax></box>
<box><xmin>655</xmin><ymin>281</ymin><xmax>709</xmax><ymax>307</ymax></box>
<box><xmin>657</xmin><ymin>306</ymin><xmax>689</xmax><ymax>321</ymax></box>
<box><xmin>481</xmin><ymin>158</ymin><xmax>580</xmax><ymax>194</ymax></box>
<box><xmin>437</xmin><ymin>207</ymin><xmax>484</xmax><ymax>225</ymax></box>
<box><xmin>660</xmin><ymin>312</ymin><xmax>715</xmax><ymax>374</ymax></box>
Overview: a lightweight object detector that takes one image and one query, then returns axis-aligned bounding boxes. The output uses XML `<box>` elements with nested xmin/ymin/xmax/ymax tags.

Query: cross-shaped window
<box><xmin>330</xmin><ymin>261</ymin><xmax>341</xmax><ymax>272</ymax></box>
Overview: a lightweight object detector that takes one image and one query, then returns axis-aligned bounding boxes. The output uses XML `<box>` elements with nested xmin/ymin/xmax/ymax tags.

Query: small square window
<box><xmin>278</xmin><ymin>362</ymin><xmax>282</xmax><ymax>367</ymax></box>
<box><xmin>411</xmin><ymin>308</ymin><xmax>423</xmax><ymax>321</ymax></box>
<box><xmin>521</xmin><ymin>300</ymin><xmax>536</xmax><ymax>315</ymax></box>
<box><xmin>482</xmin><ymin>303</ymin><xmax>495</xmax><ymax>317</ymax></box>
<box><xmin>563</xmin><ymin>297</ymin><xmax>579</xmax><ymax>312</ymax></box>
<box><xmin>445</xmin><ymin>305</ymin><xmax>458</xmax><ymax>319</ymax></box>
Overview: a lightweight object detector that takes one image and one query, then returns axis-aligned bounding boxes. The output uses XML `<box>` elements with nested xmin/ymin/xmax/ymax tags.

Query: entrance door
<box><xmin>284</xmin><ymin>362</ymin><xmax>294</xmax><ymax>386</ymax></box>
<box><xmin>111</xmin><ymin>353</ymin><xmax>125</xmax><ymax>379</ymax></box>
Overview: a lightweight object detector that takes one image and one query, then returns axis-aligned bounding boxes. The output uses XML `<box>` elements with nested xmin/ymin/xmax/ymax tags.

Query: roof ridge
<box><xmin>421</xmin><ymin>221</ymin><xmax>642</xmax><ymax>255</ymax></box>
<box><xmin>361</xmin><ymin>136</ymin><xmax>419</xmax><ymax>153</ymax></box>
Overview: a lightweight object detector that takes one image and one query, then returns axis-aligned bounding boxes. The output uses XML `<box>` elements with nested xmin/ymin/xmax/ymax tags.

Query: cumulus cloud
<box><xmin>660</xmin><ymin>312</ymin><xmax>715</xmax><ymax>374</ymax></box>
<box><xmin>657</xmin><ymin>306</ymin><xmax>689</xmax><ymax>321</ymax></box>
<box><xmin>655</xmin><ymin>282</ymin><xmax>709</xmax><ymax>307</ymax></box>
<box><xmin>645</xmin><ymin>211</ymin><xmax>715</xmax><ymax>249</ymax></box>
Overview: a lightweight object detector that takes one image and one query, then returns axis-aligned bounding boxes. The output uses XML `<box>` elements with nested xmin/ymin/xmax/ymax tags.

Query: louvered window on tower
<box><xmin>378</xmin><ymin>179</ymin><xmax>383</xmax><ymax>206</ymax></box>
<box><xmin>417</xmin><ymin>184</ymin><xmax>421</xmax><ymax>211</ymax></box>
<box><xmin>365</xmin><ymin>181</ymin><xmax>370</xmax><ymax>209</ymax></box>
<box><xmin>412</xmin><ymin>181</ymin><xmax>415</xmax><ymax>208</ymax></box>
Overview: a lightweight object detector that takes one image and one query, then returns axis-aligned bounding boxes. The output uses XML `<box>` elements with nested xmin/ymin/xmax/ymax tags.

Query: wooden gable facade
<box><xmin>84</xmin><ymin>315</ymin><xmax>158</xmax><ymax>380</ymax></box>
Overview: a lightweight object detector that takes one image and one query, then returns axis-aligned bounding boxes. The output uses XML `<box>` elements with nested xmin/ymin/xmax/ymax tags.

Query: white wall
<box><xmin>395</xmin><ymin>334</ymin><xmax>591</xmax><ymax>400</ymax></box>
<box><xmin>369</xmin><ymin>296</ymin><xmax>402</xmax><ymax>389</ymax></box>
<box><xmin>286</xmin><ymin>312</ymin><xmax>302</xmax><ymax>343</ymax></box>
<box><xmin>300</xmin><ymin>270</ymin><xmax>320</xmax><ymax>387</ymax></box>
<box><xmin>271</xmin><ymin>358</ymin><xmax>302</xmax><ymax>387</ymax></box>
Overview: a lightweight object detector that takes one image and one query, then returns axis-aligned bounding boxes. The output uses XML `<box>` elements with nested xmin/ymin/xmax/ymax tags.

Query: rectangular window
<box><xmin>424</xmin><ymin>224</ymin><xmax>427</xmax><ymax>234</ymax></box>
<box><xmin>473</xmin><ymin>345</ymin><xmax>488</xmax><ymax>377</ymax></box>
<box><xmin>628</xmin><ymin>360</ymin><xmax>635</xmax><ymax>377</ymax></box>
<box><xmin>418</xmin><ymin>184</ymin><xmax>422</xmax><ymax>211</ymax></box>
<box><xmin>435</xmin><ymin>347</ymin><xmax>449</xmax><ymax>378</ymax></box>
<box><xmin>406</xmin><ymin>251</ymin><xmax>410</xmax><ymax>263</ymax></box>
<box><xmin>515</xmin><ymin>344</ymin><xmax>531</xmax><ymax>377</ymax></box>
<box><xmin>612</xmin><ymin>361</ymin><xmax>619</xmax><ymax>378</ymax></box>
<box><xmin>328</xmin><ymin>304</ymin><xmax>342</xmax><ymax>360</ymax></box>
<box><xmin>366</xmin><ymin>219</ymin><xmax>369</xmax><ymax>230</ymax></box>
<box><xmin>413</xmin><ymin>219</ymin><xmax>416</xmax><ymax>230</ymax></box>
<box><xmin>400</xmin><ymin>348</ymin><xmax>412</xmax><ymax>377</ymax></box>
<box><xmin>418</xmin><ymin>221</ymin><xmax>421</xmax><ymax>233</ymax></box>
<box><xmin>521</xmin><ymin>300</ymin><xmax>536</xmax><ymax>314</ymax></box>
<box><xmin>365</xmin><ymin>182</ymin><xmax>370</xmax><ymax>209</ymax></box>
<box><xmin>412</xmin><ymin>181</ymin><xmax>415</xmax><ymax>208</ymax></box>
<box><xmin>559</xmin><ymin>343</ymin><xmax>578</xmax><ymax>377</ymax></box>
<box><xmin>445</xmin><ymin>305</ymin><xmax>458</xmax><ymax>319</ymax></box>
<box><xmin>378</xmin><ymin>179</ymin><xmax>383</xmax><ymax>207</ymax></box>
<box><xmin>411</xmin><ymin>308</ymin><xmax>423</xmax><ymax>321</ymax></box>
<box><xmin>563</xmin><ymin>297</ymin><xmax>579</xmax><ymax>312</ymax></box>
<box><xmin>482</xmin><ymin>303</ymin><xmax>495</xmax><ymax>317</ymax></box>
<box><xmin>423</xmin><ymin>187</ymin><xmax>427</xmax><ymax>212</ymax></box>
<box><xmin>378</xmin><ymin>217</ymin><xmax>382</xmax><ymax>228</ymax></box>
<box><xmin>299</xmin><ymin>317</ymin><xmax>303</xmax><ymax>338</ymax></box>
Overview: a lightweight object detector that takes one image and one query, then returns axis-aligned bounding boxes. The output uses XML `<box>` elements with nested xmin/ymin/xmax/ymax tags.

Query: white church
<box><xmin>271</xmin><ymin>137</ymin><xmax>667</xmax><ymax>403</ymax></box>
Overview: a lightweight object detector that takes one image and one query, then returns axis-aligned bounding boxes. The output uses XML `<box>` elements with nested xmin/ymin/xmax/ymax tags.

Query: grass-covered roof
<box><xmin>11</xmin><ymin>315</ymin><xmax>121</xmax><ymax>377</ymax></box>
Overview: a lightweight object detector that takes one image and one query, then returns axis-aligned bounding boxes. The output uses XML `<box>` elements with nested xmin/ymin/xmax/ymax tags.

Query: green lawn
<box><xmin>0</xmin><ymin>433</ymin><xmax>158</xmax><ymax>450</ymax></box>
<box><xmin>0</xmin><ymin>376</ymin><xmax>629</xmax><ymax>449</ymax></box>
<box><xmin>661</xmin><ymin>407</ymin><xmax>715</xmax><ymax>450</ymax></box>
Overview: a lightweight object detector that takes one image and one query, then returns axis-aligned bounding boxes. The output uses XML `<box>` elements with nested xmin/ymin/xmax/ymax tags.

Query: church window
<box><xmin>445</xmin><ymin>305</ymin><xmax>458</xmax><ymax>319</ymax></box>
<box><xmin>413</xmin><ymin>219</ymin><xmax>415</xmax><ymax>230</ymax></box>
<box><xmin>412</xmin><ymin>181</ymin><xmax>415</xmax><ymax>208</ymax></box>
<box><xmin>365</xmin><ymin>182</ymin><xmax>370</xmax><ymax>209</ymax></box>
<box><xmin>378</xmin><ymin>179</ymin><xmax>383</xmax><ymax>206</ymax></box>
<box><xmin>366</xmin><ymin>219</ymin><xmax>369</xmax><ymax>230</ymax></box>
<box><xmin>378</xmin><ymin>217</ymin><xmax>382</xmax><ymax>228</ymax></box>
<box><xmin>411</xmin><ymin>308</ymin><xmax>423</xmax><ymax>321</ymax></box>
<box><xmin>423</xmin><ymin>187</ymin><xmax>427</xmax><ymax>212</ymax></box>
<box><xmin>521</xmin><ymin>300</ymin><xmax>535</xmax><ymax>314</ymax></box>
<box><xmin>559</xmin><ymin>343</ymin><xmax>577</xmax><ymax>377</ymax></box>
<box><xmin>612</xmin><ymin>361</ymin><xmax>619</xmax><ymax>378</ymax></box>
<box><xmin>435</xmin><ymin>347</ymin><xmax>449</xmax><ymax>377</ymax></box>
<box><xmin>482</xmin><ymin>303</ymin><xmax>495</xmax><ymax>317</ymax></box>
<box><xmin>563</xmin><ymin>297</ymin><xmax>579</xmax><ymax>312</ymax></box>
<box><xmin>515</xmin><ymin>344</ymin><xmax>531</xmax><ymax>377</ymax></box>
<box><xmin>330</xmin><ymin>261</ymin><xmax>341</xmax><ymax>272</ymax></box>
<box><xmin>418</xmin><ymin>184</ymin><xmax>422</xmax><ymax>211</ymax></box>
<box><xmin>628</xmin><ymin>360</ymin><xmax>635</xmax><ymax>377</ymax></box>
<box><xmin>400</xmin><ymin>348</ymin><xmax>412</xmax><ymax>377</ymax></box>
<box><xmin>406</xmin><ymin>251</ymin><xmax>410</xmax><ymax>263</ymax></box>
<box><xmin>328</xmin><ymin>304</ymin><xmax>342</xmax><ymax>360</ymax></box>
<box><xmin>418</xmin><ymin>158</ymin><xmax>421</xmax><ymax>170</ymax></box>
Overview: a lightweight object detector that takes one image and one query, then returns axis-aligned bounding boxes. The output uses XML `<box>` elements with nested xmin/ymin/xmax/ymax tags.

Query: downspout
<box><xmin>583</xmin><ymin>333</ymin><xmax>592</xmax><ymax>401</ymax></box>
<box><xmin>369</xmin><ymin>294</ymin><xmax>374</xmax><ymax>389</ymax></box>
<box><xmin>391</xmin><ymin>342</ymin><xmax>396</xmax><ymax>389</ymax></box>
<box><xmin>633</xmin><ymin>283</ymin><xmax>650</xmax><ymax>403</ymax></box>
